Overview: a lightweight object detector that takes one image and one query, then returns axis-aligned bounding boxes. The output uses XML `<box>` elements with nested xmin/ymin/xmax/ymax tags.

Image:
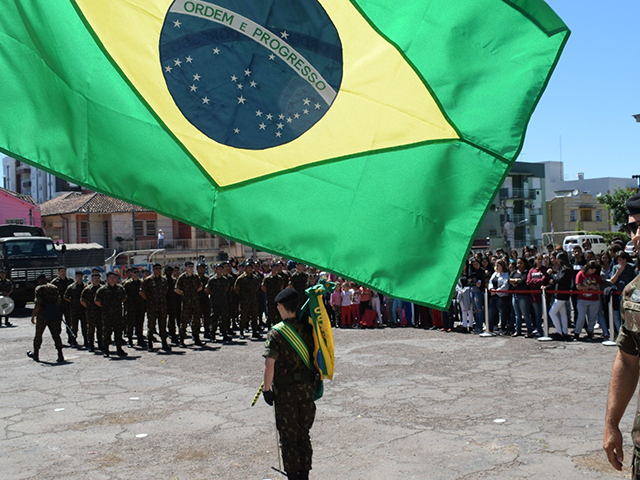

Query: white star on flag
<box><xmin>303</xmin><ymin>98</ymin><xmax>311</xmax><ymax>105</ymax></box>
<box><xmin>190</xmin><ymin>85</ymin><xmax>198</xmax><ymax>92</ymax></box>
<box><xmin>193</xmin><ymin>73</ymin><xmax>201</xmax><ymax>81</ymax></box>
<box><xmin>280</xmin><ymin>31</ymin><xmax>289</xmax><ymax>39</ymax></box>
<box><xmin>164</xmin><ymin>65</ymin><xmax>172</xmax><ymax>73</ymax></box>
<box><xmin>231</xmin><ymin>75</ymin><xmax>238</xmax><ymax>82</ymax></box>
<box><xmin>174</xmin><ymin>58</ymin><xmax>182</xmax><ymax>67</ymax></box>
<box><xmin>269</xmin><ymin>54</ymin><xmax>275</xmax><ymax>61</ymax></box>
<box><xmin>275</xmin><ymin>131</ymin><xmax>282</xmax><ymax>137</ymax></box>
<box><xmin>212</xmin><ymin>47</ymin><xmax>220</xmax><ymax>55</ymax></box>
<box><xmin>278</xmin><ymin>114</ymin><xmax>285</xmax><ymax>120</ymax></box>
<box><xmin>173</xmin><ymin>20</ymin><xmax>181</xmax><ymax>28</ymax></box>
<box><xmin>303</xmin><ymin>109</ymin><xmax>309</xmax><ymax>115</ymax></box>
<box><xmin>250</xmin><ymin>81</ymin><xmax>257</xmax><ymax>88</ymax></box>
<box><xmin>202</xmin><ymin>97</ymin><xmax>210</xmax><ymax>105</ymax></box>
<box><xmin>255</xmin><ymin>110</ymin><xmax>263</xmax><ymax>117</ymax></box>
<box><xmin>314</xmin><ymin>103</ymin><xmax>321</xmax><ymax>110</ymax></box>
<box><xmin>286</xmin><ymin>117</ymin><xmax>293</xmax><ymax>123</ymax></box>
<box><xmin>185</xmin><ymin>56</ymin><xmax>193</xmax><ymax>63</ymax></box>
<box><xmin>276</xmin><ymin>123</ymin><xmax>284</xmax><ymax>130</ymax></box>
<box><xmin>266</xmin><ymin>114</ymin><xmax>273</xmax><ymax>120</ymax></box>
<box><xmin>244</xmin><ymin>69</ymin><xmax>251</xmax><ymax>77</ymax></box>
<box><xmin>259</xmin><ymin>123</ymin><xmax>266</xmax><ymax>130</ymax></box>
<box><xmin>237</xmin><ymin>83</ymin><xmax>243</xmax><ymax>90</ymax></box>
<box><xmin>237</xmin><ymin>95</ymin><xmax>246</xmax><ymax>105</ymax></box>
<box><xmin>234</xmin><ymin>128</ymin><xmax>240</xmax><ymax>134</ymax></box>
<box><xmin>294</xmin><ymin>113</ymin><xmax>300</xmax><ymax>119</ymax></box>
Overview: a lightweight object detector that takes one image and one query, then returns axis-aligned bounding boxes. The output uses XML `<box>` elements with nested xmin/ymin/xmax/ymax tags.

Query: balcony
<box><xmin>16</xmin><ymin>164</ymin><xmax>31</xmax><ymax>175</ymax></box>
<box><xmin>511</xmin><ymin>187</ymin><xmax>537</xmax><ymax>199</ymax></box>
<box><xmin>116</xmin><ymin>238</ymin><xmax>220</xmax><ymax>252</ymax></box>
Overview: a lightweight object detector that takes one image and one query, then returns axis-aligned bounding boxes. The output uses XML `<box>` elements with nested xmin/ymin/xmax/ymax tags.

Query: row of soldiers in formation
<box><xmin>27</xmin><ymin>260</ymin><xmax>311</xmax><ymax>362</ymax></box>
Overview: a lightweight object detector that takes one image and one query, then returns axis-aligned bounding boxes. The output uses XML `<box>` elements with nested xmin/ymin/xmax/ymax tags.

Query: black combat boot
<box><xmin>137</xmin><ymin>336</ymin><xmax>146</xmax><ymax>347</ymax></box>
<box><xmin>298</xmin><ymin>471</ymin><xmax>309</xmax><ymax>480</ymax></box>
<box><xmin>161</xmin><ymin>339</ymin><xmax>172</xmax><ymax>352</ymax></box>
<box><xmin>128</xmin><ymin>338</ymin><xmax>134</xmax><ymax>348</ymax></box>
<box><xmin>239</xmin><ymin>330</ymin><xmax>246</xmax><ymax>340</ymax></box>
<box><xmin>27</xmin><ymin>349</ymin><xmax>39</xmax><ymax>362</ymax></box>
<box><xmin>103</xmin><ymin>347</ymin><xmax>110</xmax><ymax>358</ymax></box>
<box><xmin>286</xmin><ymin>472</ymin><xmax>300</xmax><ymax>480</ymax></box>
<box><xmin>87</xmin><ymin>342</ymin><xmax>95</xmax><ymax>353</ymax></box>
<box><xmin>5</xmin><ymin>319</ymin><xmax>12</xmax><ymax>326</ymax></box>
<box><xmin>147</xmin><ymin>335</ymin><xmax>154</xmax><ymax>352</ymax></box>
<box><xmin>57</xmin><ymin>349</ymin><xmax>65</xmax><ymax>363</ymax></box>
<box><xmin>193</xmin><ymin>335</ymin><xmax>203</xmax><ymax>346</ymax></box>
<box><xmin>116</xmin><ymin>347</ymin><xmax>128</xmax><ymax>357</ymax></box>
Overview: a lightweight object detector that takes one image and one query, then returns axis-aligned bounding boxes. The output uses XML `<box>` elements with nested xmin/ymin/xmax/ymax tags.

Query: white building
<box><xmin>543</xmin><ymin>161</ymin><xmax>636</xmax><ymax>197</ymax></box>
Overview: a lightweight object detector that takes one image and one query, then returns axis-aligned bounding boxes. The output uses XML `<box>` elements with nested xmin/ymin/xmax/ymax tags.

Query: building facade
<box><xmin>546</xmin><ymin>193</ymin><xmax>610</xmax><ymax>245</ymax></box>
<box><xmin>543</xmin><ymin>161</ymin><xmax>636</xmax><ymax>198</ymax></box>
<box><xmin>0</xmin><ymin>187</ymin><xmax>41</xmax><ymax>227</ymax></box>
<box><xmin>476</xmin><ymin>162</ymin><xmax>546</xmax><ymax>250</ymax></box>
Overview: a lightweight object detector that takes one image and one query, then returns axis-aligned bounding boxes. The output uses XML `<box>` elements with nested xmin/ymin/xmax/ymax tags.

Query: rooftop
<box><xmin>40</xmin><ymin>192</ymin><xmax>151</xmax><ymax>216</ymax></box>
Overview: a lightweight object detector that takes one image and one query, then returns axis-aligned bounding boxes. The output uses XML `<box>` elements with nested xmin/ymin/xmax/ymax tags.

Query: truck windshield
<box><xmin>4</xmin><ymin>240</ymin><xmax>57</xmax><ymax>259</ymax></box>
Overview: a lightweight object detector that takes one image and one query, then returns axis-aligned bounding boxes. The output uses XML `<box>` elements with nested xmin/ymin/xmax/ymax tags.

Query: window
<box><xmin>581</xmin><ymin>210</ymin><xmax>592</xmax><ymax>222</ymax></box>
<box><xmin>79</xmin><ymin>221</ymin><xmax>88</xmax><ymax>240</ymax></box>
<box><xmin>146</xmin><ymin>220</ymin><xmax>157</xmax><ymax>236</ymax></box>
<box><xmin>134</xmin><ymin>220</ymin><xmax>144</xmax><ymax>237</ymax></box>
<box><xmin>5</xmin><ymin>218</ymin><xmax>25</xmax><ymax>225</ymax></box>
<box><xmin>596</xmin><ymin>210</ymin><xmax>602</xmax><ymax>222</ymax></box>
<box><xmin>570</xmin><ymin>210</ymin><xmax>576</xmax><ymax>222</ymax></box>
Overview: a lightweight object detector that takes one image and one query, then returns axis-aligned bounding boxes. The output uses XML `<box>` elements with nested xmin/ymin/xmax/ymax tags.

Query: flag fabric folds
<box><xmin>0</xmin><ymin>0</ymin><xmax>569</xmax><ymax>308</ymax></box>
<box><xmin>302</xmin><ymin>283</ymin><xmax>336</xmax><ymax>381</ymax></box>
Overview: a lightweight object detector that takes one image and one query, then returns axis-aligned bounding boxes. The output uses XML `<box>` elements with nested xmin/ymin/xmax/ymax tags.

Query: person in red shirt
<box><xmin>574</xmin><ymin>260</ymin><xmax>602</xmax><ymax>340</ymax></box>
<box><xmin>527</xmin><ymin>254</ymin><xmax>551</xmax><ymax>337</ymax></box>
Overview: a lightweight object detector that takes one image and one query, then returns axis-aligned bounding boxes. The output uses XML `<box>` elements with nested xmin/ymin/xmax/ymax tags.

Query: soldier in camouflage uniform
<box><xmin>197</xmin><ymin>263</ymin><xmax>212</xmax><ymax>339</ymax></box>
<box><xmin>205</xmin><ymin>264</ymin><xmax>230</xmax><ymax>342</ymax></box>
<box><xmin>235</xmin><ymin>261</ymin><xmax>262</xmax><ymax>339</ymax></box>
<box><xmin>27</xmin><ymin>275</ymin><xmax>64</xmax><ymax>363</ymax></box>
<box><xmin>123</xmin><ymin>268</ymin><xmax>146</xmax><ymax>348</ymax></box>
<box><xmin>262</xmin><ymin>263</ymin><xmax>284</xmax><ymax>328</ymax></box>
<box><xmin>225</xmin><ymin>262</ymin><xmax>240</xmax><ymax>331</ymax></box>
<box><xmin>175</xmin><ymin>261</ymin><xmax>203</xmax><ymax>346</ymax></box>
<box><xmin>263</xmin><ymin>288</ymin><xmax>316</xmax><ymax>480</ymax></box>
<box><xmin>604</xmin><ymin>191</ymin><xmax>640</xmax><ymax>478</ymax></box>
<box><xmin>0</xmin><ymin>269</ymin><xmax>14</xmax><ymax>326</ymax></box>
<box><xmin>95</xmin><ymin>272</ymin><xmax>127</xmax><ymax>358</ymax></box>
<box><xmin>51</xmin><ymin>267</ymin><xmax>74</xmax><ymax>345</ymax></box>
<box><xmin>140</xmin><ymin>263</ymin><xmax>171</xmax><ymax>352</ymax></box>
<box><xmin>290</xmin><ymin>263</ymin><xmax>309</xmax><ymax>310</ymax></box>
<box><xmin>165</xmin><ymin>266</ymin><xmax>179</xmax><ymax>344</ymax></box>
<box><xmin>63</xmin><ymin>271</ymin><xmax>87</xmax><ymax>348</ymax></box>
<box><xmin>80</xmin><ymin>273</ymin><xmax>102</xmax><ymax>352</ymax></box>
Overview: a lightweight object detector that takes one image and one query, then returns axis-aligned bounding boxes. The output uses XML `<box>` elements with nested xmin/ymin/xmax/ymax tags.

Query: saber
<box><xmin>272</xmin><ymin>403</ymin><xmax>284</xmax><ymax>476</ymax></box>
<box><xmin>250</xmin><ymin>382</ymin><xmax>264</xmax><ymax>407</ymax></box>
<box><xmin>59</xmin><ymin>316</ymin><xmax>77</xmax><ymax>339</ymax></box>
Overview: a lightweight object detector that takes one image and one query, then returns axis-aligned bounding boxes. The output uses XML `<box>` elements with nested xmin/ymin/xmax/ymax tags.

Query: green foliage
<box><xmin>597</xmin><ymin>187</ymin><xmax>637</xmax><ymax>227</ymax></box>
<box><xmin>586</xmin><ymin>231</ymin><xmax>630</xmax><ymax>244</ymax></box>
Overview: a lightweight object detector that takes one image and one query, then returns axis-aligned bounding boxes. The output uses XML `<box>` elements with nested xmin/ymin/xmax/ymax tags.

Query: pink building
<box><xmin>0</xmin><ymin>187</ymin><xmax>41</xmax><ymax>227</ymax></box>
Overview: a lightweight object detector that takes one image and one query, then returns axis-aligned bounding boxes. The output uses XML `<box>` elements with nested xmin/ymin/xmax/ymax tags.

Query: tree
<box><xmin>597</xmin><ymin>187</ymin><xmax>637</xmax><ymax>228</ymax></box>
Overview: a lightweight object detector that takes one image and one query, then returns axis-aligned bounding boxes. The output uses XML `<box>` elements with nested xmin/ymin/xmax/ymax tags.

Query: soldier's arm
<box><xmin>604</xmin><ymin>348</ymin><xmax>640</xmax><ymax>471</ymax></box>
<box><xmin>261</xmin><ymin>283</ymin><xmax>267</xmax><ymax>293</ymax></box>
<box><xmin>139</xmin><ymin>285</ymin><xmax>148</xmax><ymax>301</ymax></box>
<box><xmin>263</xmin><ymin>357</ymin><xmax>275</xmax><ymax>391</ymax></box>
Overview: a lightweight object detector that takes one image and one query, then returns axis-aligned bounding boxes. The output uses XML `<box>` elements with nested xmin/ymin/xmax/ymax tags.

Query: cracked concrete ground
<box><xmin>0</xmin><ymin>307</ymin><xmax>635</xmax><ymax>479</ymax></box>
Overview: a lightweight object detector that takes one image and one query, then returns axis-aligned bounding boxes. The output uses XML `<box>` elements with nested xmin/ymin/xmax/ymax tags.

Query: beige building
<box><xmin>546</xmin><ymin>193</ymin><xmax>610</xmax><ymax>242</ymax></box>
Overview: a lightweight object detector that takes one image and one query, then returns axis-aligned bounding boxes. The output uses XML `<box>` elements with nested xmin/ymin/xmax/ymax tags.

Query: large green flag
<box><xmin>0</xmin><ymin>0</ymin><xmax>568</xmax><ymax>308</ymax></box>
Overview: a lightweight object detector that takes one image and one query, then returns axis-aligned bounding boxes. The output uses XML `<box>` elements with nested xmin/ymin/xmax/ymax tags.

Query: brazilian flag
<box><xmin>0</xmin><ymin>0</ymin><xmax>569</xmax><ymax>308</ymax></box>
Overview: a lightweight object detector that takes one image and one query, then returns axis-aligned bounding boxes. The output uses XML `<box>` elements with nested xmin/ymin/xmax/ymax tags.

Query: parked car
<box><xmin>626</xmin><ymin>241</ymin><xmax>636</xmax><ymax>256</ymax></box>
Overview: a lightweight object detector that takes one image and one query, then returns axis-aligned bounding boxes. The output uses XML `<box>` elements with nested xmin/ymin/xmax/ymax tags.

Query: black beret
<box><xmin>107</xmin><ymin>272</ymin><xmax>117</xmax><ymax>277</ymax></box>
<box><xmin>36</xmin><ymin>273</ymin><xmax>47</xmax><ymax>281</ymax></box>
<box><xmin>153</xmin><ymin>263</ymin><xmax>162</xmax><ymax>268</ymax></box>
<box><xmin>275</xmin><ymin>287</ymin><xmax>299</xmax><ymax>304</ymax></box>
<box><xmin>197</xmin><ymin>263</ymin><xmax>206</xmax><ymax>268</ymax></box>
<box><xmin>626</xmin><ymin>192</ymin><xmax>640</xmax><ymax>216</ymax></box>
<box><xmin>75</xmin><ymin>271</ymin><xmax>84</xmax><ymax>276</ymax></box>
<box><xmin>0</xmin><ymin>269</ymin><xmax>5</xmax><ymax>274</ymax></box>
<box><xmin>185</xmin><ymin>261</ymin><xmax>194</xmax><ymax>267</ymax></box>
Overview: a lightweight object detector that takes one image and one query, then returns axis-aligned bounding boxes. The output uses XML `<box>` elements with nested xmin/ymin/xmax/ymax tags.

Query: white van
<box><xmin>562</xmin><ymin>234</ymin><xmax>607</xmax><ymax>255</ymax></box>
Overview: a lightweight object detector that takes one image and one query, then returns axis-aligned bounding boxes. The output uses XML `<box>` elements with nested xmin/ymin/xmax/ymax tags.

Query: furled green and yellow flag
<box><xmin>0</xmin><ymin>0</ymin><xmax>569</xmax><ymax>308</ymax></box>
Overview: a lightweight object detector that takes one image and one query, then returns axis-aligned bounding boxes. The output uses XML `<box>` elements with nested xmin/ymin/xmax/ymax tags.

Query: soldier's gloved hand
<box><xmin>263</xmin><ymin>389</ymin><xmax>274</xmax><ymax>406</ymax></box>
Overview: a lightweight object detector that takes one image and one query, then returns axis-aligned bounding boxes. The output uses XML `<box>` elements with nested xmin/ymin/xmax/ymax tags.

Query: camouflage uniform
<box><xmin>33</xmin><ymin>283</ymin><xmax>64</xmax><ymax>352</ymax></box>
<box><xmin>235</xmin><ymin>272</ymin><xmax>261</xmax><ymax>334</ymax></box>
<box><xmin>166</xmin><ymin>274</ymin><xmax>180</xmax><ymax>339</ymax></box>
<box><xmin>206</xmin><ymin>274</ymin><xmax>229</xmax><ymax>339</ymax></box>
<box><xmin>263</xmin><ymin>319</ymin><xmax>316</xmax><ymax>475</ymax></box>
<box><xmin>81</xmin><ymin>283</ymin><xmax>102</xmax><ymax>348</ymax></box>
<box><xmin>95</xmin><ymin>284</ymin><xmax>126</xmax><ymax>351</ymax></box>
<box><xmin>176</xmin><ymin>273</ymin><xmax>202</xmax><ymax>342</ymax></box>
<box><xmin>64</xmin><ymin>281</ymin><xmax>87</xmax><ymax>344</ymax></box>
<box><xmin>51</xmin><ymin>276</ymin><xmax>73</xmax><ymax>343</ymax></box>
<box><xmin>262</xmin><ymin>273</ymin><xmax>284</xmax><ymax>328</ymax></box>
<box><xmin>615</xmin><ymin>273</ymin><xmax>640</xmax><ymax>479</ymax></box>
<box><xmin>198</xmin><ymin>273</ymin><xmax>211</xmax><ymax>336</ymax></box>
<box><xmin>123</xmin><ymin>278</ymin><xmax>145</xmax><ymax>343</ymax></box>
<box><xmin>227</xmin><ymin>271</ymin><xmax>240</xmax><ymax>329</ymax></box>
<box><xmin>141</xmin><ymin>275</ymin><xmax>169</xmax><ymax>343</ymax></box>
<box><xmin>290</xmin><ymin>271</ymin><xmax>309</xmax><ymax>309</ymax></box>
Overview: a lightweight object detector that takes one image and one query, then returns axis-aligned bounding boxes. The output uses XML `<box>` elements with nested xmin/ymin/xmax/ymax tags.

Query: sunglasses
<box><xmin>624</xmin><ymin>222</ymin><xmax>639</xmax><ymax>236</ymax></box>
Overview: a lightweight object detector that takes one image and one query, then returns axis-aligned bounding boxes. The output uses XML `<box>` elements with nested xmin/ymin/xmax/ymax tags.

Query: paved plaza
<box><xmin>0</xmin><ymin>308</ymin><xmax>635</xmax><ymax>480</ymax></box>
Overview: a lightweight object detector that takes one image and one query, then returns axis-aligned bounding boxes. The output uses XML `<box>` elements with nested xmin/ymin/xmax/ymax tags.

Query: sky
<box><xmin>2</xmin><ymin>0</ymin><xmax>639</xmax><ymax>184</ymax></box>
<box><xmin>519</xmin><ymin>0</ymin><xmax>640</xmax><ymax>180</ymax></box>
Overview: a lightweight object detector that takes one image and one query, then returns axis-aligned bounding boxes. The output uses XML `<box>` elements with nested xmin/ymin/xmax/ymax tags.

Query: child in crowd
<box><xmin>340</xmin><ymin>283</ymin><xmax>352</xmax><ymax>327</ymax></box>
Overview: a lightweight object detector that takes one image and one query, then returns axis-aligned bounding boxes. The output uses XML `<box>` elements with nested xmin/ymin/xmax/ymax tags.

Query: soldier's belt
<box><xmin>275</xmin><ymin>372</ymin><xmax>316</xmax><ymax>388</ymax></box>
